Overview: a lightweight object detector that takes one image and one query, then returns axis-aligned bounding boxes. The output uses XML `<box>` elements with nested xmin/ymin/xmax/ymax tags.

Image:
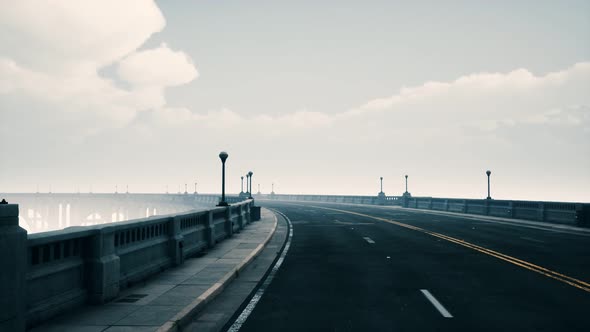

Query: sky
<box><xmin>0</xmin><ymin>0</ymin><xmax>589</xmax><ymax>202</ymax></box>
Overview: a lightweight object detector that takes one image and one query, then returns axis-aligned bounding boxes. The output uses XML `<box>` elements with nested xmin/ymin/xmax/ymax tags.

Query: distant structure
<box><xmin>377</xmin><ymin>177</ymin><xmax>386</xmax><ymax>204</ymax></box>
<box><xmin>239</xmin><ymin>176</ymin><xmax>248</xmax><ymax>199</ymax></box>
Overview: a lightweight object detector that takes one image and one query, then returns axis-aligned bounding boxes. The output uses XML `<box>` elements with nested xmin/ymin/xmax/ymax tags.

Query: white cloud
<box><xmin>118</xmin><ymin>43</ymin><xmax>198</xmax><ymax>87</ymax></box>
<box><xmin>0</xmin><ymin>0</ymin><xmax>198</xmax><ymax>132</ymax></box>
<box><xmin>350</xmin><ymin>62</ymin><xmax>590</xmax><ymax>132</ymax></box>
<box><xmin>0</xmin><ymin>0</ymin><xmax>165</xmax><ymax>72</ymax></box>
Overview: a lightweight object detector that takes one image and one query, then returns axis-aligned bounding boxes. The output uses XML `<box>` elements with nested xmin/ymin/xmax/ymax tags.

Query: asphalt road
<box><xmin>234</xmin><ymin>201</ymin><xmax>590</xmax><ymax>332</ymax></box>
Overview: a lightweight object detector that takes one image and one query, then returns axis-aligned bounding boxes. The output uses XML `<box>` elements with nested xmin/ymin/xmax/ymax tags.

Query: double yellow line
<box><xmin>295</xmin><ymin>203</ymin><xmax>590</xmax><ymax>293</ymax></box>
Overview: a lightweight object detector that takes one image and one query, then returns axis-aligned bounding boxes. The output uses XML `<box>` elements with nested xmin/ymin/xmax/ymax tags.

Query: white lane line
<box><xmin>420</xmin><ymin>289</ymin><xmax>453</xmax><ymax>318</ymax></box>
<box><xmin>519</xmin><ymin>236</ymin><xmax>545</xmax><ymax>244</ymax></box>
<box><xmin>227</xmin><ymin>209</ymin><xmax>293</xmax><ymax>332</ymax></box>
<box><xmin>363</xmin><ymin>237</ymin><xmax>375</xmax><ymax>244</ymax></box>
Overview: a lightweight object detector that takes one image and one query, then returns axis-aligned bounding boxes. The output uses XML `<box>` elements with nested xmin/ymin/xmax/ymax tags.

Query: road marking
<box><xmin>363</xmin><ymin>237</ymin><xmax>375</xmax><ymax>244</ymax></box>
<box><xmin>420</xmin><ymin>289</ymin><xmax>453</xmax><ymax>318</ymax></box>
<box><xmin>227</xmin><ymin>209</ymin><xmax>293</xmax><ymax>332</ymax></box>
<box><xmin>287</xmin><ymin>203</ymin><xmax>590</xmax><ymax>293</ymax></box>
<box><xmin>520</xmin><ymin>236</ymin><xmax>545</xmax><ymax>244</ymax></box>
<box><xmin>334</xmin><ymin>220</ymin><xmax>374</xmax><ymax>226</ymax></box>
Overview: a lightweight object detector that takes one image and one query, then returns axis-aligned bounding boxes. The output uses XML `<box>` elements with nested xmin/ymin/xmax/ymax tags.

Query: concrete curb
<box><xmin>156</xmin><ymin>209</ymin><xmax>279</xmax><ymax>332</ymax></box>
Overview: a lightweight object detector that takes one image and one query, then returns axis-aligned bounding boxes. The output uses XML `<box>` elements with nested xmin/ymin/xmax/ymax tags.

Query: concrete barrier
<box><xmin>0</xmin><ymin>199</ymin><xmax>256</xmax><ymax>330</ymax></box>
<box><xmin>262</xmin><ymin>194</ymin><xmax>589</xmax><ymax>227</ymax></box>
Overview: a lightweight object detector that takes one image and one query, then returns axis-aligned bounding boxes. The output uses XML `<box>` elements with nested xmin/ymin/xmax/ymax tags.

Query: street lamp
<box><xmin>486</xmin><ymin>170</ymin><xmax>492</xmax><ymax>200</ymax></box>
<box><xmin>380</xmin><ymin>177</ymin><xmax>384</xmax><ymax>193</ymax></box>
<box><xmin>194</xmin><ymin>182</ymin><xmax>198</xmax><ymax>194</ymax></box>
<box><xmin>184</xmin><ymin>183</ymin><xmax>188</xmax><ymax>195</ymax></box>
<box><xmin>248</xmin><ymin>171</ymin><xmax>253</xmax><ymax>199</ymax></box>
<box><xmin>405</xmin><ymin>175</ymin><xmax>408</xmax><ymax>193</ymax></box>
<box><xmin>218</xmin><ymin>151</ymin><xmax>229</xmax><ymax>206</ymax></box>
<box><xmin>240</xmin><ymin>176</ymin><xmax>244</xmax><ymax>194</ymax></box>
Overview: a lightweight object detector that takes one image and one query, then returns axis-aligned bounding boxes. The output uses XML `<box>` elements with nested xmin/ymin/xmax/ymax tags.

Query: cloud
<box><xmin>0</xmin><ymin>0</ymin><xmax>165</xmax><ymax>72</ymax></box>
<box><xmin>118</xmin><ymin>43</ymin><xmax>198</xmax><ymax>87</ymax></box>
<box><xmin>0</xmin><ymin>0</ymin><xmax>197</xmax><ymax>132</ymax></box>
<box><xmin>348</xmin><ymin>62</ymin><xmax>590</xmax><ymax>134</ymax></box>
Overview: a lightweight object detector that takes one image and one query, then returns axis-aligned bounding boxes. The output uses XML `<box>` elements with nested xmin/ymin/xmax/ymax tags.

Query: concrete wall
<box><xmin>0</xmin><ymin>199</ymin><xmax>256</xmax><ymax>330</ymax></box>
<box><xmin>263</xmin><ymin>194</ymin><xmax>403</xmax><ymax>206</ymax></box>
<box><xmin>262</xmin><ymin>194</ymin><xmax>590</xmax><ymax>227</ymax></box>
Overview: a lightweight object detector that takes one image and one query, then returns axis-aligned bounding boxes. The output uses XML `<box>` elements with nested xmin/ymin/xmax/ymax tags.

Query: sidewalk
<box><xmin>31</xmin><ymin>208</ymin><xmax>278</xmax><ymax>332</ymax></box>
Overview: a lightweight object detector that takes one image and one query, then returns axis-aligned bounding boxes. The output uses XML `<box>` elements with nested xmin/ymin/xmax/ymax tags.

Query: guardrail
<box><xmin>0</xmin><ymin>199</ymin><xmax>259</xmax><ymax>330</ymax></box>
<box><xmin>261</xmin><ymin>194</ymin><xmax>589</xmax><ymax>227</ymax></box>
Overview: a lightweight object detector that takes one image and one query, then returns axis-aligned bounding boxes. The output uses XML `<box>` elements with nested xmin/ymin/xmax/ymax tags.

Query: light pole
<box><xmin>380</xmin><ymin>177</ymin><xmax>384</xmax><ymax>193</ymax></box>
<box><xmin>184</xmin><ymin>183</ymin><xmax>188</xmax><ymax>195</ymax></box>
<box><xmin>240</xmin><ymin>176</ymin><xmax>244</xmax><ymax>194</ymax></box>
<box><xmin>405</xmin><ymin>175</ymin><xmax>408</xmax><ymax>193</ymax></box>
<box><xmin>257</xmin><ymin>183</ymin><xmax>261</xmax><ymax>195</ymax></box>
<box><xmin>486</xmin><ymin>170</ymin><xmax>492</xmax><ymax>200</ymax></box>
<box><xmin>248</xmin><ymin>171</ymin><xmax>253</xmax><ymax>199</ymax></box>
<box><xmin>194</xmin><ymin>182</ymin><xmax>198</xmax><ymax>194</ymax></box>
<box><xmin>218</xmin><ymin>151</ymin><xmax>229</xmax><ymax>206</ymax></box>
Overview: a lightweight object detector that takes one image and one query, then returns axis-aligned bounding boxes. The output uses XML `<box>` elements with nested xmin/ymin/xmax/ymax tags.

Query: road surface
<box><xmin>233</xmin><ymin>201</ymin><xmax>590</xmax><ymax>331</ymax></box>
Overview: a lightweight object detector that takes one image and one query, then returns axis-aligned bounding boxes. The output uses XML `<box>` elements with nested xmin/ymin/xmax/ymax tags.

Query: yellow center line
<box><xmin>287</xmin><ymin>203</ymin><xmax>590</xmax><ymax>293</ymax></box>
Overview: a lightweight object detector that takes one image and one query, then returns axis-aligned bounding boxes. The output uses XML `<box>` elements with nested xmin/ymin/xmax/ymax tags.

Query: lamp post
<box><xmin>217</xmin><ymin>151</ymin><xmax>229</xmax><ymax>206</ymax></box>
<box><xmin>194</xmin><ymin>182</ymin><xmax>198</xmax><ymax>194</ymax></box>
<box><xmin>248</xmin><ymin>171</ymin><xmax>253</xmax><ymax>199</ymax></box>
<box><xmin>405</xmin><ymin>175</ymin><xmax>408</xmax><ymax>193</ymax></box>
<box><xmin>380</xmin><ymin>177</ymin><xmax>383</xmax><ymax>193</ymax></box>
<box><xmin>246</xmin><ymin>173</ymin><xmax>250</xmax><ymax>196</ymax></box>
<box><xmin>184</xmin><ymin>183</ymin><xmax>188</xmax><ymax>195</ymax></box>
<box><xmin>240</xmin><ymin>176</ymin><xmax>244</xmax><ymax>194</ymax></box>
<box><xmin>486</xmin><ymin>170</ymin><xmax>492</xmax><ymax>200</ymax></box>
<box><xmin>257</xmin><ymin>183</ymin><xmax>261</xmax><ymax>195</ymax></box>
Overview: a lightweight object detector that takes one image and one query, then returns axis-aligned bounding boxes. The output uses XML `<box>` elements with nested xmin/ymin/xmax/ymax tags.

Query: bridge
<box><xmin>1</xmin><ymin>172</ymin><xmax>590</xmax><ymax>331</ymax></box>
<box><xmin>1</xmin><ymin>192</ymin><xmax>246</xmax><ymax>234</ymax></box>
